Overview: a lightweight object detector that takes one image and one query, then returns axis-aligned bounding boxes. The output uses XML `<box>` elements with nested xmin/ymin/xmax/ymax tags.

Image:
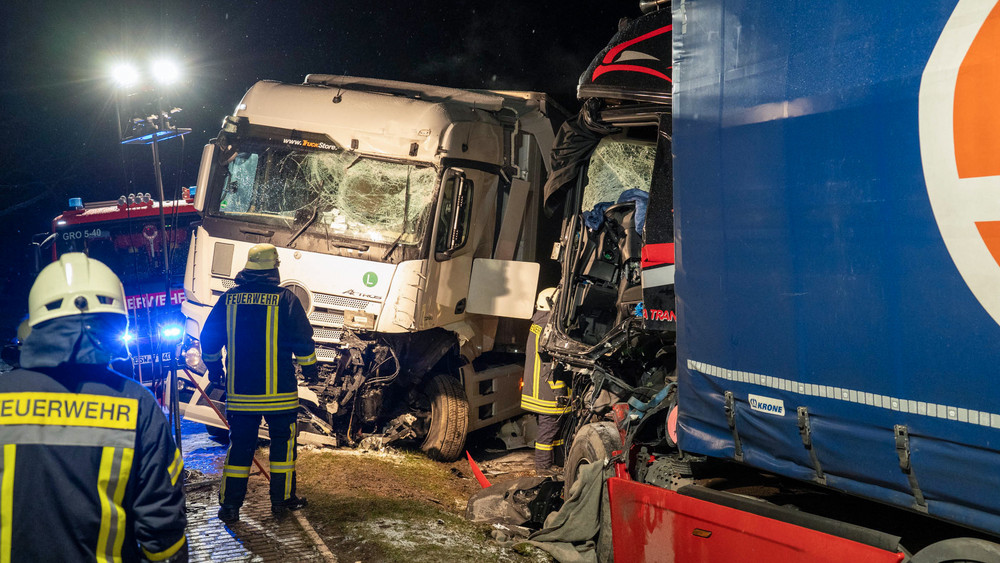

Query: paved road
<box><xmin>180</xmin><ymin>419</ymin><xmax>334</xmax><ymax>562</ymax></box>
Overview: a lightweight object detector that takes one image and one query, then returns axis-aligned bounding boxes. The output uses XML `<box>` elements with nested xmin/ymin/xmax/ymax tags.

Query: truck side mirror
<box><xmin>194</xmin><ymin>143</ymin><xmax>214</xmax><ymax>213</ymax></box>
<box><xmin>435</xmin><ymin>171</ymin><xmax>474</xmax><ymax>258</ymax></box>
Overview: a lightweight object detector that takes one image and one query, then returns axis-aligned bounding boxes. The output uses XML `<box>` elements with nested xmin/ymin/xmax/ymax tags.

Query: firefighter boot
<box><xmin>271</xmin><ymin>496</ymin><xmax>308</xmax><ymax>517</ymax></box>
<box><xmin>218</xmin><ymin>505</ymin><xmax>240</xmax><ymax>523</ymax></box>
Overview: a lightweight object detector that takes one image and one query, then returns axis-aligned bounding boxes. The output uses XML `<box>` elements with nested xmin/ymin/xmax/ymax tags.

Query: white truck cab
<box><xmin>179</xmin><ymin>75</ymin><xmax>559</xmax><ymax>459</ymax></box>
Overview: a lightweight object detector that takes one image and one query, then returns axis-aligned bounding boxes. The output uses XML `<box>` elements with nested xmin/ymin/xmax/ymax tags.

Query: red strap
<box><xmin>466</xmin><ymin>451</ymin><xmax>492</xmax><ymax>488</ymax></box>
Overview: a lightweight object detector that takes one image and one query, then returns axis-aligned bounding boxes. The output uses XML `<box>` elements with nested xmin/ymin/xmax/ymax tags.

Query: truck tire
<box><xmin>564</xmin><ymin>421</ymin><xmax>622</xmax><ymax>491</ymax></box>
<box><xmin>420</xmin><ymin>374</ymin><xmax>469</xmax><ymax>462</ymax></box>
<box><xmin>912</xmin><ymin>538</ymin><xmax>1000</xmax><ymax>563</ymax></box>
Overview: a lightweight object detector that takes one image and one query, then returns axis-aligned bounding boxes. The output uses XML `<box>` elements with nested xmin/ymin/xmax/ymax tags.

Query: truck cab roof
<box><xmin>233</xmin><ymin>75</ymin><xmax>557</xmax><ymax>171</ymax></box>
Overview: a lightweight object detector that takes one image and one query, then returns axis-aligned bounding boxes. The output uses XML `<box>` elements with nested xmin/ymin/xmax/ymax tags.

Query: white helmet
<box><xmin>28</xmin><ymin>253</ymin><xmax>128</xmax><ymax>327</ymax></box>
<box><xmin>536</xmin><ymin>287</ymin><xmax>557</xmax><ymax>312</ymax></box>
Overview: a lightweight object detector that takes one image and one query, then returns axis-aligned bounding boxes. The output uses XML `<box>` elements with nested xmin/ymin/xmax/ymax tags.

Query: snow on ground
<box><xmin>346</xmin><ymin>517</ymin><xmax>547</xmax><ymax>562</ymax></box>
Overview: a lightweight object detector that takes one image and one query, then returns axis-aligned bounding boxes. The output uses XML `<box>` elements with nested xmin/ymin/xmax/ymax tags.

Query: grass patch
<box><xmin>295</xmin><ymin>449</ymin><xmax>549</xmax><ymax>562</ymax></box>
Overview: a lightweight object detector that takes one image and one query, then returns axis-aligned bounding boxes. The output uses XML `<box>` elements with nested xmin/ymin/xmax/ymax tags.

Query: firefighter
<box><xmin>521</xmin><ymin>287</ymin><xmax>572</xmax><ymax>475</ymax></box>
<box><xmin>200</xmin><ymin>243</ymin><xmax>318</xmax><ymax>522</ymax></box>
<box><xmin>0</xmin><ymin>253</ymin><xmax>187</xmax><ymax>562</ymax></box>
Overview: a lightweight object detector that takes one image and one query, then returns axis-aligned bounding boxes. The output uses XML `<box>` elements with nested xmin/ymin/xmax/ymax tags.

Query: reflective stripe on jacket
<box><xmin>200</xmin><ymin>270</ymin><xmax>316</xmax><ymax>413</ymax></box>
<box><xmin>521</xmin><ymin>310</ymin><xmax>572</xmax><ymax>415</ymax></box>
<box><xmin>0</xmin><ymin>365</ymin><xmax>187</xmax><ymax>562</ymax></box>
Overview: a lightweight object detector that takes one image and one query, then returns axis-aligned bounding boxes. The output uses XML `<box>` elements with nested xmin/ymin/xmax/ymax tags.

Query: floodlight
<box><xmin>151</xmin><ymin>59</ymin><xmax>181</xmax><ymax>86</ymax></box>
<box><xmin>111</xmin><ymin>63</ymin><xmax>139</xmax><ymax>88</ymax></box>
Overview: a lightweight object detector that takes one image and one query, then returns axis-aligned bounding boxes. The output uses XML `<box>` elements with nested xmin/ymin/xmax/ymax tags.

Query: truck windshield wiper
<box><xmin>382</xmin><ymin>168</ymin><xmax>412</xmax><ymax>261</ymax></box>
<box><xmin>287</xmin><ymin>205</ymin><xmax>319</xmax><ymax>248</ymax></box>
<box><xmin>381</xmin><ymin>232</ymin><xmax>405</xmax><ymax>261</ymax></box>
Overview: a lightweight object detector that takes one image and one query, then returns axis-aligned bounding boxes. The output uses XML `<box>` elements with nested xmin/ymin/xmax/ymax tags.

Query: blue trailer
<box><xmin>674</xmin><ymin>0</ymin><xmax>1000</xmax><ymax>537</ymax></box>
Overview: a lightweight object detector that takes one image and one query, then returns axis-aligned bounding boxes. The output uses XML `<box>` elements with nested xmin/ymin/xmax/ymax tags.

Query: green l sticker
<box><xmin>362</xmin><ymin>272</ymin><xmax>378</xmax><ymax>287</ymax></box>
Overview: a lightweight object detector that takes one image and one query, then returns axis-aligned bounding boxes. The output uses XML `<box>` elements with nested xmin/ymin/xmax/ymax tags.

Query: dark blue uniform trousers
<box><xmin>220</xmin><ymin>411</ymin><xmax>298</xmax><ymax>508</ymax></box>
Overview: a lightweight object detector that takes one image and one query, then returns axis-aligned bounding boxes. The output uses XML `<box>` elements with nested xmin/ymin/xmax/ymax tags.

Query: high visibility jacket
<box><xmin>0</xmin><ymin>365</ymin><xmax>187</xmax><ymax>563</ymax></box>
<box><xmin>521</xmin><ymin>310</ymin><xmax>572</xmax><ymax>415</ymax></box>
<box><xmin>200</xmin><ymin>269</ymin><xmax>317</xmax><ymax>413</ymax></box>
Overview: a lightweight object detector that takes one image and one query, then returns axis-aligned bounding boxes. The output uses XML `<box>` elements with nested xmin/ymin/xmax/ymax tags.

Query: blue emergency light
<box><xmin>160</xmin><ymin>325</ymin><xmax>183</xmax><ymax>341</ymax></box>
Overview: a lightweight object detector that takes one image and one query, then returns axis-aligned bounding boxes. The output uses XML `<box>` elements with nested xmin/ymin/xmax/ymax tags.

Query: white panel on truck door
<box><xmin>466</xmin><ymin>258</ymin><xmax>539</xmax><ymax>319</ymax></box>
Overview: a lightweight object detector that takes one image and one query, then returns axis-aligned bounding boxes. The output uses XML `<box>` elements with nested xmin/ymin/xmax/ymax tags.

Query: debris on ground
<box><xmin>499</xmin><ymin>462</ymin><xmax>614</xmax><ymax>563</ymax></box>
<box><xmin>466</xmin><ymin>476</ymin><xmax>564</xmax><ymax>529</ymax></box>
<box><xmin>295</xmin><ymin>447</ymin><xmax>552</xmax><ymax>562</ymax></box>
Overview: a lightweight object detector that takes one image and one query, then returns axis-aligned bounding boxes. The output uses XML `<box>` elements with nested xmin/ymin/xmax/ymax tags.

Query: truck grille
<box><xmin>313</xmin><ymin>328</ymin><xmax>344</xmax><ymax>342</ymax></box>
<box><xmin>312</xmin><ymin>293</ymin><xmax>375</xmax><ymax>311</ymax></box>
<box><xmin>309</xmin><ymin>310</ymin><xmax>345</xmax><ymax>326</ymax></box>
<box><xmin>316</xmin><ymin>348</ymin><xmax>339</xmax><ymax>361</ymax></box>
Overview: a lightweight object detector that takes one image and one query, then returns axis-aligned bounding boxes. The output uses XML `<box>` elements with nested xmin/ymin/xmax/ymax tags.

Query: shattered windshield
<box><xmin>580</xmin><ymin>138</ymin><xmax>655</xmax><ymax>213</ymax></box>
<box><xmin>213</xmin><ymin>142</ymin><xmax>437</xmax><ymax>246</ymax></box>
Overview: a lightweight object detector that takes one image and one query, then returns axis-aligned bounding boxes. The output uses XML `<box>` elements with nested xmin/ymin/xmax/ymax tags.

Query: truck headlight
<box><xmin>182</xmin><ymin>337</ymin><xmax>206</xmax><ymax>372</ymax></box>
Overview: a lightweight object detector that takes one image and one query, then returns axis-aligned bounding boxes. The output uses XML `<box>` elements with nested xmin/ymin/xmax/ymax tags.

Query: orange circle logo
<box><xmin>920</xmin><ymin>1</ymin><xmax>1000</xmax><ymax>325</ymax></box>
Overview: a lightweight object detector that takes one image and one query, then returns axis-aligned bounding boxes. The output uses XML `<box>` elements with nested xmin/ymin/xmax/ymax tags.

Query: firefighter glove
<box><xmin>301</xmin><ymin>362</ymin><xmax>320</xmax><ymax>384</ymax></box>
<box><xmin>206</xmin><ymin>360</ymin><xmax>225</xmax><ymax>387</ymax></box>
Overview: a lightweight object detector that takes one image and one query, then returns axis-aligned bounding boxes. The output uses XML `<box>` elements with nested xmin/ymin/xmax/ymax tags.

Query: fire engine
<box><xmin>39</xmin><ymin>190</ymin><xmax>200</xmax><ymax>393</ymax></box>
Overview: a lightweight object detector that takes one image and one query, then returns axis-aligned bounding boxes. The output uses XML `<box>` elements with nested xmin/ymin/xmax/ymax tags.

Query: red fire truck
<box><xmin>39</xmin><ymin>190</ymin><xmax>199</xmax><ymax>391</ymax></box>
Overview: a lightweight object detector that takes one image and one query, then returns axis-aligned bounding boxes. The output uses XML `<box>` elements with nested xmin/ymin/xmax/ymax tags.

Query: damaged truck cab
<box><xmin>541</xmin><ymin>8</ymin><xmax>676</xmax><ymax>450</ymax></box>
<box><xmin>180</xmin><ymin>75</ymin><xmax>559</xmax><ymax>460</ymax></box>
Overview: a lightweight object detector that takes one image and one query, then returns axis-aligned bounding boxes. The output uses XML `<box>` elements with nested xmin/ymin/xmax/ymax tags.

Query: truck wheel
<box><xmin>564</xmin><ymin>421</ymin><xmax>622</xmax><ymax>491</ymax></box>
<box><xmin>912</xmin><ymin>538</ymin><xmax>1000</xmax><ymax>563</ymax></box>
<box><xmin>420</xmin><ymin>374</ymin><xmax>469</xmax><ymax>462</ymax></box>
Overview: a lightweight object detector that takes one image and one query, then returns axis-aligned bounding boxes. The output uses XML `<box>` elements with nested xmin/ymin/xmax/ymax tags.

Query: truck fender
<box><xmin>911</xmin><ymin>538</ymin><xmax>1000</xmax><ymax>563</ymax></box>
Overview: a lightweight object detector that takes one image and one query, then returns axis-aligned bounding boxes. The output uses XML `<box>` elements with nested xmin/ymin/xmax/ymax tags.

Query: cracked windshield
<box><xmin>217</xmin><ymin>145</ymin><xmax>437</xmax><ymax>246</ymax></box>
<box><xmin>580</xmin><ymin>138</ymin><xmax>655</xmax><ymax>213</ymax></box>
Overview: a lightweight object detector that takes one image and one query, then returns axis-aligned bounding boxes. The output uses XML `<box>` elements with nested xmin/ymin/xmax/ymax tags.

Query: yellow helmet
<box><xmin>28</xmin><ymin>253</ymin><xmax>127</xmax><ymax>327</ymax></box>
<box><xmin>536</xmin><ymin>287</ymin><xmax>557</xmax><ymax>312</ymax></box>
<box><xmin>245</xmin><ymin>243</ymin><xmax>280</xmax><ymax>270</ymax></box>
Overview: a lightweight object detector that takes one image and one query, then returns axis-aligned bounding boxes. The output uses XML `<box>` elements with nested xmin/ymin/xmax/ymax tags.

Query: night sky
<box><xmin>0</xmin><ymin>0</ymin><xmax>631</xmax><ymax>337</ymax></box>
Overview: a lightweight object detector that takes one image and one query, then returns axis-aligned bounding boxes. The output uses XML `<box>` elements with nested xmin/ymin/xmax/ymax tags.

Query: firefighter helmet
<box><xmin>536</xmin><ymin>287</ymin><xmax>557</xmax><ymax>312</ymax></box>
<box><xmin>246</xmin><ymin>243</ymin><xmax>280</xmax><ymax>270</ymax></box>
<box><xmin>27</xmin><ymin>253</ymin><xmax>127</xmax><ymax>327</ymax></box>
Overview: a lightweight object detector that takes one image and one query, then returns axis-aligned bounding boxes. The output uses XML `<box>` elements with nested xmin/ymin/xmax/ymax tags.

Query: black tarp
<box><xmin>542</xmin><ymin>99</ymin><xmax>619</xmax><ymax>215</ymax></box>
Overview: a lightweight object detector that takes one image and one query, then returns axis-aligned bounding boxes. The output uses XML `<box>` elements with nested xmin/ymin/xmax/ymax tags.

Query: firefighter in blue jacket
<box><xmin>521</xmin><ymin>287</ymin><xmax>572</xmax><ymax>474</ymax></box>
<box><xmin>200</xmin><ymin>243</ymin><xmax>317</xmax><ymax>522</ymax></box>
<box><xmin>0</xmin><ymin>253</ymin><xmax>187</xmax><ymax>562</ymax></box>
